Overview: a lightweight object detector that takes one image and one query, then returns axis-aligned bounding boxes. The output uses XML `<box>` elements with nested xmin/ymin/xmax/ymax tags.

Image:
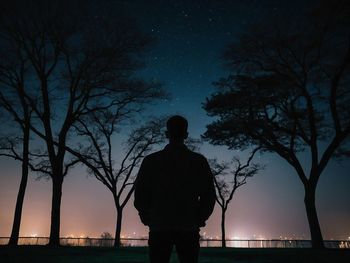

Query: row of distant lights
<box><xmin>30</xmin><ymin>233</ymin><xmax>86</xmax><ymax>238</ymax></box>
<box><xmin>29</xmin><ymin>233</ymin><xmax>350</xmax><ymax>240</ymax></box>
<box><xmin>201</xmin><ymin>232</ymin><xmax>300</xmax><ymax>240</ymax></box>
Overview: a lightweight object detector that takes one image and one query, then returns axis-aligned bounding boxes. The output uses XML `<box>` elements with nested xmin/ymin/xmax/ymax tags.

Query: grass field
<box><xmin>1</xmin><ymin>246</ymin><xmax>350</xmax><ymax>263</ymax></box>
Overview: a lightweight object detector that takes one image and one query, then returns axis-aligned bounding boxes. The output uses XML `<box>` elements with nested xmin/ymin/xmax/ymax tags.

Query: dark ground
<box><xmin>0</xmin><ymin>246</ymin><xmax>350</xmax><ymax>263</ymax></box>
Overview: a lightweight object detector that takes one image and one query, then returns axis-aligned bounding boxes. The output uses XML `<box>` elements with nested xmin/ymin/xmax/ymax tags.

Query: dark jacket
<box><xmin>134</xmin><ymin>143</ymin><xmax>216</xmax><ymax>231</ymax></box>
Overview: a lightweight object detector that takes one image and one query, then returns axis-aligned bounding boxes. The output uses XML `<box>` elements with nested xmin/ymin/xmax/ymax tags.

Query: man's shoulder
<box><xmin>186</xmin><ymin>149</ymin><xmax>209</xmax><ymax>164</ymax></box>
<box><xmin>187</xmin><ymin>149</ymin><xmax>204</xmax><ymax>159</ymax></box>
<box><xmin>143</xmin><ymin>147</ymin><xmax>208</xmax><ymax>164</ymax></box>
<box><xmin>143</xmin><ymin>149</ymin><xmax>165</xmax><ymax>162</ymax></box>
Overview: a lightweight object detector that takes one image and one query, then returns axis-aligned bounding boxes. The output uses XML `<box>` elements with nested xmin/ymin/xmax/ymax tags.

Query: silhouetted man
<box><xmin>134</xmin><ymin>115</ymin><xmax>216</xmax><ymax>263</ymax></box>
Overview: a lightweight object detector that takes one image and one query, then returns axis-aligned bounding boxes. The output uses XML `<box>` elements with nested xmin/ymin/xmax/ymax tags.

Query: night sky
<box><xmin>0</xmin><ymin>0</ymin><xmax>349</xmax><ymax>240</ymax></box>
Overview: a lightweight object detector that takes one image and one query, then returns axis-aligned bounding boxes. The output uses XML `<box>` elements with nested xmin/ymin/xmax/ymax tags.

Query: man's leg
<box><xmin>174</xmin><ymin>230</ymin><xmax>200</xmax><ymax>263</ymax></box>
<box><xmin>148</xmin><ymin>230</ymin><xmax>174</xmax><ymax>263</ymax></box>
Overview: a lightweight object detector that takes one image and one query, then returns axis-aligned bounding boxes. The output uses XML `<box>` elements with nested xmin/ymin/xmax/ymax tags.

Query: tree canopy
<box><xmin>203</xmin><ymin>0</ymin><xmax>350</xmax><ymax>248</ymax></box>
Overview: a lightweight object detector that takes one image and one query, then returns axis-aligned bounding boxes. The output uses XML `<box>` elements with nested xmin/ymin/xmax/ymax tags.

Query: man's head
<box><xmin>166</xmin><ymin>115</ymin><xmax>188</xmax><ymax>143</ymax></box>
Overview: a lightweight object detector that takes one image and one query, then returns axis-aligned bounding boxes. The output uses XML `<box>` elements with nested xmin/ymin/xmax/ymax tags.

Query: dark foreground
<box><xmin>1</xmin><ymin>246</ymin><xmax>350</xmax><ymax>263</ymax></box>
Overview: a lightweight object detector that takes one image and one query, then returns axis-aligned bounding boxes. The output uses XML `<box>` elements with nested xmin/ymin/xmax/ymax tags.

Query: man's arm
<box><xmin>134</xmin><ymin>157</ymin><xmax>151</xmax><ymax>226</ymax></box>
<box><xmin>198</xmin><ymin>157</ymin><xmax>216</xmax><ymax>227</ymax></box>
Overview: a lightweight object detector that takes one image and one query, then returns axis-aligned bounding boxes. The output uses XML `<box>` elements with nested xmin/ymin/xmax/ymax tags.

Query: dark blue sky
<box><xmin>0</xmin><ymin>0</ymin><xmax>349</xmax><ymax>240</ymax></box>
<box><xmin>125</xmin><ymin>0</ymin><xmax>310</xmax><ymax>137</ymax></box>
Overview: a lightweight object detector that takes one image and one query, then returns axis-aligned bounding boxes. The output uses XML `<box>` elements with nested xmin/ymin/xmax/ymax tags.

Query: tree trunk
<box><xmin>48</xmin><ymin>175</ymin><xmax>63</xmax><ymax>247</ymax></box>
<box><xmin>221</xmin><ymin>207</ymin><xmax>226</xmax><ymax>248</ymax></box>
<box><xmin>114</xmin><ymin>208</ymin><xmax>123</xmax><ymax>247</ymax></box>
<box><xmin>304</xmin><ymin>185</ymin><xmax>324</xmax><ymax>249</ymax></box>
<box><xmin>8</xmin><ymin>125</ymin><xmax>30</xmax><ymax>246</ymax></box>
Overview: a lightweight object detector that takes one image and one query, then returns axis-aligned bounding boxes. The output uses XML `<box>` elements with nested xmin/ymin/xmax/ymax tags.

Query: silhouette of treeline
<box><xmin>0</xmin><ymin>0</ymin><xmax>168</xmax><ymax>247</ymax></box>
<box><xmin>0</xmin><ymin>0</ymin><xmax>349</xmax><ymax>250</ymax></box>
<box><xmin>202</xmin><ymin>0</ymin><xmax>350</xmax><ymax>249</ymax></box>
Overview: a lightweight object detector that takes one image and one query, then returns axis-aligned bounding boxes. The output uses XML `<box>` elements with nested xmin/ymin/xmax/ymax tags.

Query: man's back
<box><xmin>134</xmin><ymin>143</ymin><xmax>216</xmax><ymax>230</ymax></box>
<box><xmin>133</xmin><ymin>115</ymin><xmax>216</xmax><ymax>263</ymax></box>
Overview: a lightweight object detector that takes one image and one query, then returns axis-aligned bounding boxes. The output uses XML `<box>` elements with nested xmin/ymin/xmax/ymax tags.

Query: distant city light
<box><xmin>21</xmin><ymin>231</ymin><xmax>349</xmax><ymax>241</ymax></box>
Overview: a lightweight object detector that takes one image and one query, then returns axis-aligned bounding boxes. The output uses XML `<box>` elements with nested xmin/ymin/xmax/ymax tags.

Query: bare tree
<box><xmin>0</xmin><ymin>39</ymin><xmax>32</xmax><ymax>245</ymax></box>
<box><xmin>0</xmin><ymin>0</ymin><xmax>165</xmax><ymax>246</ymax></box>
<box><xmin>0</xmin><ymin>136</ymin><xmax>29</xmax><ymax>246</ymax></box>
<box><xmin>100</xmin><ymin>232</ymin><xmax>113</xmax><ymax>247</ymax></box>
<box><xmin>203</xmin><ymin>1</ymin><xmax>350</xmax><ymax>248</ymax></box>
<box><xmin>64</xmin><ymin>117</ymin><xmax>166</xmax><ymax>247</ymax></box>
<box><xmin>209</xmin><ymin>149</ymin><xmax>262</xmax><ymax>248</ymax></box>
<box><xmin>100</xmin><ymin>232</ymin><xmax>113</xmax><ymax>239</ymax></box>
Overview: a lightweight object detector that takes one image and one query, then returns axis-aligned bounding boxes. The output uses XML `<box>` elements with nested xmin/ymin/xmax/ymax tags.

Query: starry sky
<box><xmin>0</xmin><ymin>0</ymin><xmax>349</xmax><ymax>240</ymax></box>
